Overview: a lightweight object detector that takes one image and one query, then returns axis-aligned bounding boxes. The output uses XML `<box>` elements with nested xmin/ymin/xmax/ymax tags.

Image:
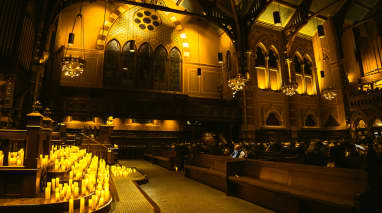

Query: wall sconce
<box><xmin>197</xmin><ymin>67</ymin><xmax>201</xmax><ymax>76</ymax></box>
<box><xmin>317</xmin><ymin>25</ymin><xmax>325</xmax><ymax>38</ymax></box>
<box><xmin>218</xmin><ymin>52</ymin><xmax>223</xmax><ymax>64</ymax></box>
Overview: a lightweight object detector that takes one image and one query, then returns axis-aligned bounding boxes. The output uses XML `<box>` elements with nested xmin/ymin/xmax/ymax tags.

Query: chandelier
<box><xmin>282</xmin><ymin>82</ymin><xmax>298</xmax><ymax>96</ymax></box>
<box><xmin>228</xmin><ymin>73</ymin><xmax>248</xmax><ymax>96</ymax></box>
<box><xmin>61</xmin><ymin>3</ymin><xmax>86</xmax><ymax>78</ymax></box>
<box><xmin>282</xmin><ymin>58</ymin><xmax>298</xmax><ymax>96</ymax></box>
<box><xmin>322</xmin><ymin>88</ymin><xmax>337</xmax><ymax>100</ymax></box>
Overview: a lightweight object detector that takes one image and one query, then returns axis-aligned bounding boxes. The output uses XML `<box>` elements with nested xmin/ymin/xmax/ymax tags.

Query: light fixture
<box><xmin>129</xmin><ymin>40</ymin><xmax>135</xmax><ymax>52</ymax></box>
<box><xmin>322</xmin><ymin>88</ymin><xmax>337</xmax><ymax>100</ymax></box>
<box><xmin>317</xmin><ymin>25</ymin><xmax>325</xmax><ymax>38</ymax></box>
<box><xmin>273</xmin><ymin>11</ymin><xmax>281</xmax><ymax>26</ymax></box>
<box><xmin>273</xmin><ymin>0</ymin><xmax>282</xmax><ymax>26</ymax></box>
<box><xmin>180</xmin><ymin>33</ymin><xmax>187</xmax><ymax>39</ymax></box>
<box><xmin>218</xmin><ymin>52</ymin><xmax>223</xmax><ymax>63</ymax></box>
<box><xmin>228</xmin><ymin>73</ymin><xmax>248</xmax><ymax>97</ymax></box>
<box><xmin>197</xmin><ymin>67</ymin><xmax>201</xmax><ymax>76</ymax></box>
<box><xmin>61</xmin><ymin>2</ymin><xmax>86</xmax><ymax>78</ymax></box>
<box><xmin>282</xmin><ymin>58</ymin><xmax>298</xmax><ymax>96</ymax></box>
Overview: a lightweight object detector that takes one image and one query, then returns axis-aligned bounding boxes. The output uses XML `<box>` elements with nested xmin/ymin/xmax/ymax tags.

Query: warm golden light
<box><xmin>184</xmin><ymin>51</ymin><xmax>190</xmax><ymax>57</ymax></box>
<box><xmin>182</xmin><ymin>42</ymin><xmax>189</xmax><ymax>48</ymax></box>
<box><xmin>180</xmin><ymin>33</ymin><xmax>187</xmax><ymax>39</ymax></box>
<box><xmin>170</xmin><ymin>16</ymin><xmax>177</xmax><ymax>22</ymax></box>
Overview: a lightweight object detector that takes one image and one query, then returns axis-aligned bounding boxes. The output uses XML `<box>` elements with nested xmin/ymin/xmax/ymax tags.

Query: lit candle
<box><xmin>105</xmin><ymin>189</ymin><xmax>110</xmax><ymax>201</ymax></box>
<box><xmin>45</xmin><ymin>186</ymin><xmax>51</xmax><ymax>200</ymax></box>
<box><xmin>70</xmin><ymin>171</ymin><xmax>73</xmax><ymax>179</ymax></box>
<box><xmin>56</xmin><ymin>177</ymin><xmax>60</xmax><ymax>188</ymax></box>
<box><xmin>69</xmin><ymin>198</ymin><xmax>74</xmax><ymax>213</ymax></box>
<box><xmin>52</xmin><ymin>179</ymin><xmax>56</xmax><ymax>192</ymax></box>
<box><xmin>88</xmin><ymin>198</ymin><xmax>93</xmax><ymax>211</ymax></box>
<box><xmin>74</xmin><ymin>186</ymin><xmax>79</xmax><ymax>198</ymax></box>
<box><xmin>55</xmin><ymin>190</ymin><xmax>60</xmax><ymax>202</ymax></box>
<box><xmin>69</xmin><ymin>179</ymin><xmax>73</xmax><ymax>189</ymax></box>
<box><xmin>16</xmin><ymin>159</ymin><xmax>22</xmax><ymax>166</ymax></box>
<box><xmin>80</xmin><ymin>197</ymin><xmax>85</xmax><ymax>213</ymax></box>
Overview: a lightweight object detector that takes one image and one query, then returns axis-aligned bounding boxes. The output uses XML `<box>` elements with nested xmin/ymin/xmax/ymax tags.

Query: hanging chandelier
<box><xmin>322</xmin><ymin>88</ymin><xmax>337</xmax><ymax>100</ymax></box>
<box><xmin>282</xmin><ymin>58</ymin><xmax>298</xmax><ymax>96</ymax></box>
<box><xmin>282</xmin><ymin>82</ymin><xmax>298</xmax><ymax>96</ymax></box>
<box><xmin>228</xmin><ymin>73</ymin><xmax>248</xmax><ymax>97</ymax></box>
<box><xmin>61</xmin><ymin>3</ymin><xmax>86</xmax><ymax>78</ymax></box>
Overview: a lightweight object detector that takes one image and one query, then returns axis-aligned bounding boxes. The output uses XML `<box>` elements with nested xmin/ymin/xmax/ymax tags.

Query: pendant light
<box><xmin>317</xmin><ymin>25</ymin><xmax>325</xmax><ymax>38</ymax></box>
<box><xmin>218</xmin><ymin>52</ymin><xmax>223</xmax><ymax>63</ymax></box>
<box><xmin>61</xmin><ymin>0</ymin><xmax>86</xmax><ymax>78</ymax></box>
<box><xmin>273</xmin><ymin>0</ymin><xmax>282</xmax><ymax>26</ymax></box>
<box><xmin>129</xmin><ymin>40</ymin><xmax>135</xmax><ymax>53</ymax></box>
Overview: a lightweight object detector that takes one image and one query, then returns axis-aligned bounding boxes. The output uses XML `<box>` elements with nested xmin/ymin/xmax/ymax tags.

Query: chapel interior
<box><xmin>0</xmin><ymin>0</ymin><xmax>382</xmax><ymax>213</ymax></box>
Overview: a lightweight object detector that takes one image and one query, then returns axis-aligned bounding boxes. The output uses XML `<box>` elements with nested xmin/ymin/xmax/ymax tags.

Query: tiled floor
<box><xmin>117</xmin><ymin>160</ymin><xmax>274</xmax><ymax>213</ymax></box>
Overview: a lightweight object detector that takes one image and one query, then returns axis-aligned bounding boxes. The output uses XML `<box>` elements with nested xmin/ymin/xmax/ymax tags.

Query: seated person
<box><xmin>231</xmin><ymin>144</ymin><xmax>241</xmax><ymax>158</ymax></box>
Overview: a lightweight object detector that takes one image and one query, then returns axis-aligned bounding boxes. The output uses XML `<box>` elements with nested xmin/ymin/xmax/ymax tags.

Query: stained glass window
<box><xmin>121</xmin><ymin>40</ymin><xmax>136</xmax><ymax>87</ymax></box>
<box><xmin>137</xmin><ymin>43</ymin><xmax>153</xmax><ymax>89</ymax></box>
<box><xmin>255</xmin><ymin>47</ymin><xmax>266</xmax><ymax>67</ymax></box>
<box><xmin>103</xmin><ymin>39</ymin><xmax>120</xmax><ymax>87</ymax></box>
<box><xmin>169</xmin><ymin>47</ymin><xmax>181</xmax><ymax>91</ymax></box>
<box><xmin>153</xmin><ymin>45</ymin><xmax>168</xmax><ymax>90</ymax></box>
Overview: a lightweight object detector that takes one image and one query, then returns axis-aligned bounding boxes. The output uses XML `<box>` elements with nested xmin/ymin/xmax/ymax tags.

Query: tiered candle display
<box><xmin>7</xmin><ymin>149</ymin><xmax>24</xmax><ymax>166</ymax></box>
<box><xmin>42</xmin><ymin>146</ymin><xmax>112</xmax><ymax>213</ymax></box>
<box><xmin>111</xmin><ymin>165</ymin><xmax>137</xmax><ymax>177</ymax></box>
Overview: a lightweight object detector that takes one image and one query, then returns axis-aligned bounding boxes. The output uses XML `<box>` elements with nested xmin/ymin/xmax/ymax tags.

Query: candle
<box><xmin>52</xmin><ymin>179</ymin><xmax>56</xmax><ymax>192</ymax></box>
<box><xmin>69</xmin><ymin>198</ymin><xmax>74</xmax><ymax>213</ymax></box>
<box><xmin>105</xmin><ymin>189</ymin><xmax>110</xmax><ymax>202</ymax></box>
<box><xmin>70</xmin><ymin>171</ymin><xmax>73</xmax><ymax>179</ymax></box>
<box><xmin>99</xmin><ymin>197</ymin><xmax>104</xmax><ymax>207</ymax></box>
<box><xmin>80</xmin><ymin>197</ymin><xmax>85</xmax><ymax>213</ymax></box>
<box><xmin>56</xmin><ymin>178</ymin><xmax>60</xmax><ymax>188</ymax></box>
<box><xmin>66</xmin><ymin>187</ymin><xmax>71</xmax><ymax>200</ymax></box>
<box><xmin>69</xmin><ymin>179</ymin><xmax>73</xmax><ymax>189</ymax></box>
<box><xmin>45</xmin><ymin>186</ymin><xmax>51</xmax><ymax>200</ymax></box>
<box><xmin>74</xmin><ymin>186</ymin><xmax>79</xmax><ymax>198</ymax></box>
<box><xmin>88</xmin><ymin>198</ymin><xmax>93</xmax><ymax>211</ymax></box>
<box><xmin>16</xmin><ymin>159</ymin><xmax>22</xmax><ymax>166</ymax></box>
<box><xmin>55</xmin><ymin>190</ymin><xmax>60</xmax><ymax>201</ymax></box>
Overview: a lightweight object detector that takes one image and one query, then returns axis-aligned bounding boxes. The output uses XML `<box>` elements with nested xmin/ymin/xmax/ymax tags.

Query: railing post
<box><xmin>26</xmin><ymin>112</ymin><xmax>43</xmax><ymax>168</ymax></box>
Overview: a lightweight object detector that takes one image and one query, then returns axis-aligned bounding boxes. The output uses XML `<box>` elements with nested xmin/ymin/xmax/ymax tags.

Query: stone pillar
<box><xmin>26</xmin><ymin>112</ymin><xmax>43</xmax><ymax>168</ymax></box>
<box><xmin>42</xmin><ymin>117</ymin><xmax>54</xmax><ymax>155</ymax></box>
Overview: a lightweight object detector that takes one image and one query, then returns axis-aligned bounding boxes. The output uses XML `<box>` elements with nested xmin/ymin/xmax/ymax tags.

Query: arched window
<box><xmin>305</xmin><ymin>115</ymin><xmax>316</xmax><ymax>127</ymax></box>
<box><xmin>255</xmin><ymin>47</ymin><xmax>266</xmax><ymax>67</ymax></box>
<box><xmin>256</xmin><ymin>46</ymin><xmax>267</xmax><ymax>89</ymax></box>
<box><xmin>137</xmin><ymin>43</ymin><xmax>153</xmax><ymax>89</ymax></box>
<box><xmin>169</xmin><ymin>48</ymin><xmax>182</xmax><ymax>91</ymax></box>
<box><xmin>268</xmin><ymin>49</ymin><xmax>278</xmax><ymax>69</ymax></box>
<box><xmin>294</xmin><ymin>54</ymin><xmax>304</xmax><ymax>94</ymax></box>
<box><xmin>294</xmin><ymin>55</ymin><xmax>302</xmax><ymax>74</ymax></box>
<box><xmin>303</xmin><ymin>57</ymin><xmax>315</xmax><ymax>95</ymax></box>
<box><xmin>153</xmin><ymin>45</ymin><xmax>168</xmax><ymax>90</ymax></box>
<box><xmin>103</xmin><ymin>39</ymin><xmax>120</xmax><ymax>87</ymax></box>
<box><xmin>268</xmin><ymin>48</ymin><xmax>281</xmax><ymax>90</ymax></box>
<box><xmin>121</xmin><ymin>40</ymin><xmax>136</xmax><ymax>87</ymax></box>
<box><xmin>266</xmin><ymin>112</ymin><xmax>281</xmax><ymax>126</ymax></box>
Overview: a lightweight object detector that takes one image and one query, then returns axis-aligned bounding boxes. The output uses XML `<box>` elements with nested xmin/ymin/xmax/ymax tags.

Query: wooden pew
<box><xmin>144</xmin><ymin>148</ymin><xmax>175</xmax><ymax>170</ymax></box>
<box><xmin>227</xmin><ymin>159</ymin><xmax>368</xmax><ymax>213</ymax></box>
<box><xmin>184</xmin><ymin>154</ymin><xmax>240</xmax><ymax>192</ymax></box>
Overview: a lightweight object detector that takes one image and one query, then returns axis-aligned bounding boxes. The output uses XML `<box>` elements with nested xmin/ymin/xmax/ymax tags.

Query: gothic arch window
<box><xmin>255</xmin><ymin>46</ymin><xmax>266</xmax><ymax>67</ymax></box>
<box><xmin>305</xmin><ymin>114</ymin><xmax>316</xmax><ymax>127</ymax></box>
<box><xmin>268</xmin><ymin>48</ymin><xmax>281</xmax><ymax>90</ymax></box>
<box><xmin>153</xmin><ymin>45</ymin><xmax>168</xmax><ymax>90</ymax></box>
<box><xmin>303</xmin><ymin>56</ymin><xmax>315</xmax><ymax>95</ymax></box>
<box><xmin>266</xmin><ymin>112</ymin><xmax>281</xmax><ymax>126</ymax></box>
<box><xmin>137</xmin><ymin>42</ymin><xmax>153</xmax><ymax>89</ymax></box>
<box><xmin>103</xmin><ymin>39</ymin><xmax>121</xmax><ymax>87</ymax></box>
<box><xmin>294</xmin><ymin>53</ymin><xmax>304</xmax><ymax>94</ymax></box>
<box><xmin>169</xmin><ymin>47</ymin><xmax>182</xmax><ymax>91</ymax></box>
<box><xmin>256</xmin><ymin>46</ymin><xmax>267</xmax><ymax>89</ymax></box>
<box><xmin>121</xmin><ymin>40</ymin><xmax>136</xmax><ymax>87</ymax></box>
